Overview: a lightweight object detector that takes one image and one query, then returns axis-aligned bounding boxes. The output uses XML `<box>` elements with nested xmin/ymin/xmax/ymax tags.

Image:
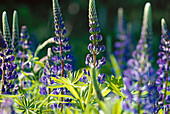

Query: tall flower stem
<box><xmin>1</xmin><ymin>53</ymin><xmax>5</xmax><ymax>94</ymax></box>
<box><xmin>20</xmin><ymin>48</ymin><xmax>25</xmax><ymax>90</ymax></box>
<box><xmin>137</xmin><ymin>79</ymin><xmax>142</xmax><ymax>114</ymax></box>
<box><xmin>87</xmin><ymin>0</ymin><xmax>106</xmax><ymax>101</ymax></box>
<box><xmin>59</xmin><ymin>42</ymin><xmax>64</xmax><ymax>112</ymax></box>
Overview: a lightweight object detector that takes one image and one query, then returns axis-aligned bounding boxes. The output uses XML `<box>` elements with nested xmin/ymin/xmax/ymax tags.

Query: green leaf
<box><xmin>63</xmin><ymin>86</ymin><xmax>80</xmax><ymax>100</ymax></box>
<box><xmin>33</xmin><ymin>61</ymin><xmax>45</xmax><ymax>68</ymax></box>
<box><xmin>101</xmin><ymin>87</ymin><xmax>111</xmax><ymax>97</ymax></box>
<box><xmin>51</xmin><ymin>77</ymin><xmax>68</xmax><ymax>84</ymax></box>
<box><xmin>112</xmin><ymin>98</ymin><xmax>122</xmax><ymax>114</ymax></box>
<box><xmin>38</xmin><ymin>95</ymin><xmax>50</xmax><ymax>108</ymax></box>
<box><xmin>66</xmin><ymin>107</ymin><xmax>72</xmax><ymax>114</ymax></box>
<box><xmin>42</xmin><ymin>109</ymin><xmax>53</xmax><ymax>113</ymax></box>
<box><xmin>105</xmin><ymin>75</ymin><xmax>125</xmax><ymax>98</ymax></box>
<box><xmin>50</xmin><ymin>94</ymin><xmax>75</xmax><ymax>100</ymax></box>
<box><xmin>85</xmin><ymin>82</ymin><xmax>92</xmax><ymax>105</ymax></box>
<box><xmin>48</xmin><ymin>84</ymin><xmax>66</xmax><ymax>89</ymax></box>
<box><xmin>97</xmin><ymin>100</ymin><xmax>109</xmax><ymax>114</ymax></box>
<box><xmin>110</xmin><ymin>54</ymin><xmax>123</xmax><ymax>84</ymax></box>
<box><xmin>34</xmin><ymin>37</ymin><xmax>55</xmax><ymax>57</ymax></box>
<box><xmin>72</xmin><ymin>70</ymin><xmax>83</xmax><ymax>84</ymax></box>
<box><xmin>0</xmin><ymin>94</ymin><xmax>21</xmax><ymax>98</ymax></box>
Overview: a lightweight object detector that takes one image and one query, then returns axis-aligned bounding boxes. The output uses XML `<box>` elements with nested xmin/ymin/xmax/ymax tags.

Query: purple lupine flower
<box><xmin>122</xmin><ymin>3</ymin><xmax>158</xmax><ymax>113</ymax></box>
<box><xmin>52</xmin><ymin>0</ymin><xmax>73</xmax><ymax>110</ymax></box>
<box><xmin>155</xmin><ymin>19</ymin><xmax>170</xmax><ymax>112</ymax></box>
<box><xmin>0</xmin><ymin>31</ymin><xmax>18</xmax><ymax>94</ymax></box>
<box><xmin>79</xmin><ymin>68</ymin><xmax>90</xmax><ymax>83</ymax></box>
<box><xmin>17</xmin><ymin>26</ymin><xmax>32</xmax><ymax>70</ymax></box>
<box><xmin>17</xmin><ymin>26</ymin><xmax>32</xmax><ymax>90</ymax></box>
<box><xmin>86</xmin><ymin>0</ymin><xmax>106</xmax><ymax>69</ymax></box>
<box><xmin>0</xmin><ymin>31</ymin><xmax>7</xmax><ymax>50</ymax></box>
<box><xmin>97</xmin><ymin>73</ymin><xmax>106</xmax><ymax>84</ymax></box>
<box><xmin>84</xmin><ymin>0</ymin><xmax>106</xmax><ymax>101</ymax></box>
<box><xmin>114</xmin><ymin>8</ymin><xmax>135</xmax><ymax>72</ymax></box>
<box><xmin>52</xmin><ymin>0</ymin><xmax>73</xmax><ymax>78</ymax></box>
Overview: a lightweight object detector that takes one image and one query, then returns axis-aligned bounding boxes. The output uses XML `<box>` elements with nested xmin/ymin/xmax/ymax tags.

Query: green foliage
<box><xmin>110</xmin><ymin>54</ymin><xmax>123</xmax><ymax>83</ymax></box>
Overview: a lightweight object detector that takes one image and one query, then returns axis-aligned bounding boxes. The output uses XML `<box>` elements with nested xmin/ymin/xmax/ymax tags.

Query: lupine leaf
<box><xmin>38</xmin><ymin>95</ymin><xmax>50</xmax><ymax>108</ymax></box>
<box><xmin>105</xmin><ymin>75</ymin><xmax>125</xmax><ymax>98</ymax></box>
<box><xmin>66</xmin><ymin>85</ymin><xmax>80</xmax><ymax>100</ymax></box>
<box><xmin>50</xmin><ymin>94</ymin><xmax>75</xmax><ymax>100</ymax></box>
<box><xmin>112</xmin><ymin>98</ymin><xmax>122</xmax><ymax>114</ymax></box>
<box><xmin>33</xmin><ymin>61</ymin><xmax>45</xmax><ymax>68</ymax></box>
<box><xmin>66</xmin><ymin>107</ymin><xmax>73</xmax><ymax>114</ymax></box>
<box><xmin>110</xmin><ymin>54</ymin><xmax>122</xmax><ymax>80</ymax></box>
<box><xmin>48</xmin><ymin>84</ymin><xmax>66</xmax><ymax>88</ymax></box>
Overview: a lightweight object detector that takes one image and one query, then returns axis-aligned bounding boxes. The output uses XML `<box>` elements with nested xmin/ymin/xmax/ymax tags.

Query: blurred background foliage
<box><xmin>0</xmin><ymin>0</ymin><xmax>169</xmax><ymax>70</ymax></box>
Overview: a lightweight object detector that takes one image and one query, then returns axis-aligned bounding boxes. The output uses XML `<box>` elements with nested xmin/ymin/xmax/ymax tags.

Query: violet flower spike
<box><xmin>155</xmin><ymin>18</ymin><xmax>170</xmax><ymax>113</ymax></box>
<box><xmin>52</xmin><ymin>0</ymin><xmax>73</xmax><ymax>111</ymax></box>
<box><xmin>122</xmin><ymin>3</ymin><xmax>158</xmax><ymax>113</ymax></box>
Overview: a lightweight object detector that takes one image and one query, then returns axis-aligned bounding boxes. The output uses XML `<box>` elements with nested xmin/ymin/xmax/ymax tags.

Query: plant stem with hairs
<box><xmin>1</xmin><ymin>53</ymin><xmax>5</xmax><ymax>94</ymax></box>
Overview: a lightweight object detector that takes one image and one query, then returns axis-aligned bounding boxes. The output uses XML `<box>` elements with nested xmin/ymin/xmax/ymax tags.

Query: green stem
<box><xmin>137</xmin><ymin>79</ymin><xmax>142</xmax><ymax>114</ymax></box>
<box><xmin>85</xmin><ymin>81</ymin><xmax>92</xmax><ymax>105</ymax></box>
<box><xmin>91</xmin><ymin>68</ymin><xmax>104</xmax><ymax>101</ymax></box>
<box><xmin>20</xmin><ymin>48</ymin><xmax>25</xmax><ymax>90</ymax></box>
<box><xmin>1</xmin><ymin>52</ymin><xmax>5</xmax><ymax>94</ymax></box>
<box><xmin>59</xmin><ymin>42</ymin><xmax>64</xmax><ymax>112</ymax></box>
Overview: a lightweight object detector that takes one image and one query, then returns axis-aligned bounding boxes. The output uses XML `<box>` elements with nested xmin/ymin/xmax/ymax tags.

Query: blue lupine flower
<box><xmin>85</xmin><ymin>0</ymin><xmax>106</xmax><ymax>69</ymax></box>
<box><xmin>155</xmin><ymin>18</ymin><xmax>170</xmax><ymax>112</ymax></box>
<box><xmin>114</xmin><ymin>8</ymin><xmax>134</xmax><ymax>70</ymax></box>
<box><xmin>39</xmin><ymin>0</ymin><xmax>74</xmax><ymax>110</ymax></box>
<box><xmin>0</xmin><ymin>33</ymin><xmax>18</xmax><ymax>94</ymax></box>
<box><xmin>97</xmin><ymin>73</ymin><xmax>106</xmax><ymax>84</ymax></box>
<box><xmin>122</xmin><ymin>3</ymin><xmax>158</xmax><ymax>113</ymax></box>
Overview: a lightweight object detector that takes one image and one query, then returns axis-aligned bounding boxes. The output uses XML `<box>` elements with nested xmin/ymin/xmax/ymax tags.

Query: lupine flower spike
<box><xmin>86</xmin><ymin>0</ymin><xmax>106</xmax><ymax>101</ymax></box>
<box><xmin>18</xmin><ymin>26</ymin><xmax>32</xmax><ymax>90</ymax></box>
<box><xmin>122</xmin><ymin>3</ymin><xmax>157</xmax><ymax>113</ymax></box>
<box><xmin>52</xmin><ymin>0</ymin><xmax>73</xmax><ymax>111</ymax></box>
<box><xmin>2</xmin><ymin>11</ymin><xmax>12</xmax><ymax>49</ymax></box>
<box><xmin>0</xmin><ymin>12</ymin><xmax>18</xmax><ymax>94</ymax></box>
<box><xmin>114</xmin><ymin>8</ymin><xmax>134</xmax><ymax>71</ymax></box>
<box><xmin>156</xmin><ymin>18</ymin><xmax>170</xmax><ymax>113</ymax></box>
<box><xmin>12</xmin><ymin>10</ymin><xmax>20</xmax><ymax>54</ymax></box>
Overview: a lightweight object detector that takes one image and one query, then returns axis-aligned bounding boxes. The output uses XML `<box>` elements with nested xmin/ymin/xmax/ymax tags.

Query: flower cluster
<box><xmin>0</xmin><ymin>33</ymin><xmax>18</xmax><ymax>94</ymax></box>
<box><xmin>52</xmin><ymin>0</ymin><xmax>73</xmax><ymax>76</ymax></box>
<box><xmin>79</xmin><ymin>69</ymin><xmax>90</xmax><ymax>83</ymax></box>
<box><xmin>0</xmin><ymin>11</ymin><xmax>19</xmax><ymax>94</ymax></box>
<box><xmin>39</xmin><ymin>0</ymin><xmax>73</xmax><ymax>110</ymax></box>
<box><xmin>155</xmin><ymin>19</ymin><xmax>170</xmax><ymax>113</ymax></box>
<box><xmin>122</xmin><ymin>3</ymin><xmax>157</xmax><ymax>113</ymax></box>
<box><xmin>85</xmin><ymin>0</ymin><xmax>106</xmax><ymax>69</ymax></box>
<box><xmin>17</xmin><ymin>26</ymin><xmax>32</xmax><ymax>70</ymax></box>
<box><xmin>114</xmin><ymin>8</ymin><xmax>134</xmax><ymax>70</ymax></box>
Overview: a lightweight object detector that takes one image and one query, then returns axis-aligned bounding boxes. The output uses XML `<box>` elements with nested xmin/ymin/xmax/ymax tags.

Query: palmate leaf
<box><xmin>14</xmin><ymin>95</ymin><xmax>39</xmax><ymax>114</ymax></box>
<box><xmin>105</xmin><ymin>75</ymin><xmax>125</xmax><ymax>98</ymax></box>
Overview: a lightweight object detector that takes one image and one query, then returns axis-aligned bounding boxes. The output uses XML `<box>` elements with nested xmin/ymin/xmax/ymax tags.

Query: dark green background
<box><xmin>0</xmin><ymin>0</ymin><xmax>169</xmax><ymax>69</ymax></box>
